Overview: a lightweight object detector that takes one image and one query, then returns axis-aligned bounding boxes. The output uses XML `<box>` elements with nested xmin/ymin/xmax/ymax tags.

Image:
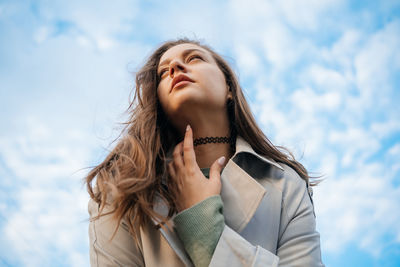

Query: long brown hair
<box><xmin>85</xmin><ymin>38</ymin><xmax>317</xmax><ymax>245</ymax></box>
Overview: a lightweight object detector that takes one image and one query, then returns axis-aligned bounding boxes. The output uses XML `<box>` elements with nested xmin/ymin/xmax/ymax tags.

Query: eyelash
<box><xmin>158</xmin><ymin>55</ymin><xmax>203</xmax><ymax>78</ymax></box>
<box><xmin>188</xmin><ymin>54</ymin><xmax>202</xmax><ymax>61</ymax></box>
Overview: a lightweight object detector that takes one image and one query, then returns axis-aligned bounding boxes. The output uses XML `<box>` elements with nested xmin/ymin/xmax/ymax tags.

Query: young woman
<box><xmin>86</xmin><ymin>38</ymin><xmax>324</xmax><ymax>267</ymax></box>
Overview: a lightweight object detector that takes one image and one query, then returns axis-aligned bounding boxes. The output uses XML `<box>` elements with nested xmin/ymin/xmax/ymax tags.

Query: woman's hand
<box><xmin>168</xmin><ymin>125</ymin><xmax>226</xmax><ymax>212</ymax></box>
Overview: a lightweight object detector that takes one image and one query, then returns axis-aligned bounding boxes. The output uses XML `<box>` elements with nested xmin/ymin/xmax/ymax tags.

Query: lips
<box><xmin>171</xmin><ymin>74</ymin><xmax>194</xmax><ymax>92</ymax></box>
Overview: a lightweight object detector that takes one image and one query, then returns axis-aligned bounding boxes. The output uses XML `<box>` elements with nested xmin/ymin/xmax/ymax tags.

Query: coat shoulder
<box><xmin>272</xmin><ymin>163</ymin><xmax>315</xmax><ymax>222</ymax></box>
<box><xmin>268</xmin><ymin>162</ymin><xmax>312</xmax><ymax>213</ymax></box>
<box><xmin>267</xmin><ymin>162</ymin><xmax>307</xmax><ymax>194</ymax></box>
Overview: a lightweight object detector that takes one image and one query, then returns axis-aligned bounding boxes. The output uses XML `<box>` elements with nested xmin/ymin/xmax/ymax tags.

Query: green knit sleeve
<box><xmin>173</xmin><ymin>195</ymin><xmax>225</xmax><ymax>267</ymax></box>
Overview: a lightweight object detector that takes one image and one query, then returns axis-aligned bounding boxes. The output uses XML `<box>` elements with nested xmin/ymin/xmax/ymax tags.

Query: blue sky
<box><xmin>0</xmin><ymin>0</ymin><xmax>399</xmax><ymax>266</ymax></box>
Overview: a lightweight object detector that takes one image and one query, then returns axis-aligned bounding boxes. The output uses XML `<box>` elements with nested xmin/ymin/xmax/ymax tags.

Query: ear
<box><xmin>227</xmin><ymin>90</ymin><xmax>233</xmax><ymax>101</ymax></box>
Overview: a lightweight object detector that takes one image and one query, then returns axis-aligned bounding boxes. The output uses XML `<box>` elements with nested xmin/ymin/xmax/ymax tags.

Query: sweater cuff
<box><xmin>173</xmin><ymin>195</ymin><xmax>225</xmax><ymax>267</ymax></box>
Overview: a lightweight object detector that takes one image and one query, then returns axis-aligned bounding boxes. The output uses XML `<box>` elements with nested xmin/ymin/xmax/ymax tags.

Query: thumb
<box><xmin>209</xmin><ymin>156</ymin><xmax>226</xmax><ymax>183</ymax></box>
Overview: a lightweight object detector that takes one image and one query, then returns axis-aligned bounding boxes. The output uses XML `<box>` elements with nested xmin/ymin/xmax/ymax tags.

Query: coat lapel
<box><xmin>158</xmin><ymin>224</ymin><xmax>194</xmax><ymax>266</ymax></box>
<box><xmin>234</xmin><ymin>136</ymin><xmax>284</xmax><ymax>172</ymax></box>
<box><xmin>219</xmin><ymin>158</ymin><xmax>266</xmax><ymax>232</ymax></box>
<box><xmin>151</xmin><ymin>196</ymin><xmax>194</xmax><ymax>266</ymax></box>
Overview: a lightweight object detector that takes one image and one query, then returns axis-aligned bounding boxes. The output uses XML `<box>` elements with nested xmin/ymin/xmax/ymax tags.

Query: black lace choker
<box><xmin>193</xmin><ymin>136</ymin><xmax>234</xmax><ymax>147</ymax></box>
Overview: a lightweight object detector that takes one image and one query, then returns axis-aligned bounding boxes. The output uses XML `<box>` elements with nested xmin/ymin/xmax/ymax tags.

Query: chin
<box><xmin>168</xmin><ymin>94</ymin><xmax>205</xmax><ymax>113</ymax></box>
<box><xmin>171</xmin><ymin>87</ymin><xmax>201</xmax><ymax>101</ymax></box>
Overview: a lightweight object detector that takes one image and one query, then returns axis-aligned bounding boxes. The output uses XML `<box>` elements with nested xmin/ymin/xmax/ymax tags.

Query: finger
<box><xmin>209</xmin><ymin>156</ymin><xmax>225</xmax><ymax>184</ymax></box>
<box><xmin>167</xmin><ymin>162</ymin><xmax>182</xmax><ymax>188</ymax></box>
<box><xmin>183</xmin><ymin>125</ymin><xmax>196</xmax><ymax>168</ymax></box>
<box><xmin>167</xmin><ymin>161</ymin><xmax>176</xmax><ymax>178</ymax></box>
<box><xmin>172</xmin><ymin>141</ymin><xmax>184</xmax><ymax>169</ymax></box>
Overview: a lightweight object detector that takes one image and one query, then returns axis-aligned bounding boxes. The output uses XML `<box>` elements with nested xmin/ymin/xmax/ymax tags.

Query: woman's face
<box><xmin>156</xmin><ymin>43</ymin><xmax>231</xmax><ymax>125</ymax></box>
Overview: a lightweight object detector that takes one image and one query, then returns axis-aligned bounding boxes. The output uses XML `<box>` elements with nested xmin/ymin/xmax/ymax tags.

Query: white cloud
<box><xmin>4</xmin><ymin>187</ymin><xmax>90</xmax><ymax>266</ymax></box>
<box><xmin>389</xmin><ymin>143</ymin><xmax>400</xmax><ymax>157</ymax></box>
<box><xmin>261</xmin><ymin>22</ymin><xmax>305</xmax><ymax>69</ymax></box>
<box><xmin>291</xmin><ymin>87</ymin><xmax>341</xmax><ymax>113</ymax></box>
<box><xmin>371</xmin><ymin>120</ymin><xmax>400</xmax><ymax>139</ymax></box>
<box><xmin>279</xmin><ymin>0</ymin><xmax>344</xmax><ymax>31</ymax></box>
<box><xmin>329</xmin><ymin>127</ymin><xmax>381</xmax><ymax>167</ymax></box>
<box><xmin>353</xmin><ymin>20</ymin><xmax>400</xmax><ymax>111</ymax></box>
<box><xmin>306</xmin><ymin>64</ymin><xmax>350</xmax><ymax>92</ymax></box>
<box><xmin>233</xmin><ymin>44</ymin><xmax>263</xmax><ymax>78</ymax></box>
<box><xmin>323</xmin><ymin>29</ymin><xmax>363</xmax><ymax>71</ymax></box>
<box><xmin>33</xmin><ymin>25</ymin><xmax>53</xmax><ymax>43</ymax></box>
<box><xmin>31</xmin><ymin>0</ymin><xmax>140</xmax><ymax>50</ymax></box>
<box><xmin>0</xmin><ymin>117</ymin><xmax>95</xmax><ymax>266</ymax></box>
<box><xmin>314</xmin><ymin>164</ymin><xmax>400</xmax><ymax>256</ymax></box>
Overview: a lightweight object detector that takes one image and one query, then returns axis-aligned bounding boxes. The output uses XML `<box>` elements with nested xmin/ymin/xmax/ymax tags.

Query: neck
<box><xmin>194</xmin><ymin>141</ymin><xmax>234</xmax><ymax>169</ymax></box>
<box><xmin>191</xmin><ymin>120</ymin><xmax>234</xmax><ymax>169</ymax></box>
<box><xmin>172</xmin><ymin>108</ymin><xmax>234</xmax><ymax>168</ymax></box>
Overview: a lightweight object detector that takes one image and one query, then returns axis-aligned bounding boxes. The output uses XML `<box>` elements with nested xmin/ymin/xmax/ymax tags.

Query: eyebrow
<box><xmin>158</xmin><ymin>48</ymin><xmax>206</xmax><ymax>71</ymax></box>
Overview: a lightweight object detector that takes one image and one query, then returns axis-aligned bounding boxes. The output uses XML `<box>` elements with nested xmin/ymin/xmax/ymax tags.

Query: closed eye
<box><xmin>159</xmin><ymin>68</ymin><xmax>168</xmax><ymax>78</ymax></box>
<box><xmin>188</xmin><ymin>54</ymin><xmax>203</xmax><ymax>62</ymax></box>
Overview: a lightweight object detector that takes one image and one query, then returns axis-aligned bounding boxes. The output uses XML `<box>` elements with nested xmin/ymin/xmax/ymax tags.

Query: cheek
<box><xmin>156</xmin><ymin>83</ymin><xmax>174</xmax><ymax>117</ymax></box>
<box><xmin>203</xmin><ymin>69</ymin><xmax>227</xmax><ymax>95</ymax></box>
<box><xmin>157</xmin><ymin>82</ymin><xmax>168</xmax><ymax>103</ymax></box>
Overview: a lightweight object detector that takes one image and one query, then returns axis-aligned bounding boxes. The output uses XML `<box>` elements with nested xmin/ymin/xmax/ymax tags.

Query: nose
<box><xmin>169</xmin><ymin>59</ymin><xmax>186</xmax><ymax>77</ymax></box>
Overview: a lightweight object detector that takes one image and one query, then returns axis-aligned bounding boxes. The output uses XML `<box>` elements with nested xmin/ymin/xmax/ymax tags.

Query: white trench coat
<box><xmin>88</xmin><ymin>136</ymin><xmax>324</xmax><ymax>266</ymax></box>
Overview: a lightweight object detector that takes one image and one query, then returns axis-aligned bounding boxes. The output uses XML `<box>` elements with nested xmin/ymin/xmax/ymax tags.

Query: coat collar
<box><xmin>234</xmin><ymin>136</ymin><xmax>284</xmax><ymax>171</ymax></box>
<box><xmin>156</xmin><ymin>135</ymin><xmax>284</xmax><ymax>265</ymax></box>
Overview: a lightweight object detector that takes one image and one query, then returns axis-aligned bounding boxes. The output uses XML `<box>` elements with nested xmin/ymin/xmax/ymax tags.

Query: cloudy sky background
<box><xmin>1</xmin><ymin>0</ymin><xmax>399</xmax><ymax>266</ymax></box>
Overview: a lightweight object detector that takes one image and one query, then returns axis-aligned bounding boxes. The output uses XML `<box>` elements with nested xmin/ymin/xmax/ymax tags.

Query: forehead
<box><xmin>158</xmin><ymin>43</ymin><xmax>212</xmax><ymax>66</ymax></box>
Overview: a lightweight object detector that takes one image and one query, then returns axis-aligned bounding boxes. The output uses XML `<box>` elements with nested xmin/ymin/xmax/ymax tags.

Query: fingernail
<box><xmin>218</xmin><ymin>156</ymin><xmax>226</xmax><ymax>166</ymax></box>
<box><xmin>186</xmin><ymin>124</ymin><xmax>190</xmax><ymax>131</ymax></box>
